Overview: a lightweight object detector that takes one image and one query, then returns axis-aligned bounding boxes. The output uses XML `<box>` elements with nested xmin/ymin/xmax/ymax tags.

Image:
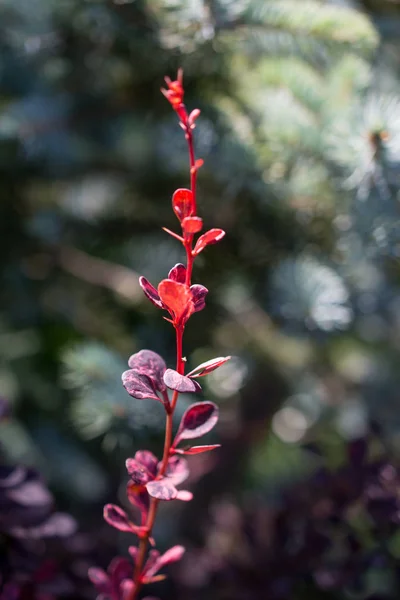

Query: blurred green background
<box><xmin>1</xmin><ymin>0</ymin><xmax>400</xmax><ymax>598</ymax></box>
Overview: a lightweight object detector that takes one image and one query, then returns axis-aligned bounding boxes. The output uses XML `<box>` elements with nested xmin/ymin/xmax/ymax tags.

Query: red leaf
<box><xmin>175</xmin><ymin>401</ymin><xmax>219</xmax><ymax>443</ymax></box>
<box><xmin>103</xmin><ymin>504</ymin><xmax>136</xmax><ymax>533</ymax></box>
<box><xmin>172</xmin><ymin>188</ymin><xmax>194</xmax><ymax>222</ymax></box>
<box><xmin>188</xmin><ymin>356</ymin><xmax>231</xmax><ymax>378</ymax></box>
<box><xmin>163</xmin><ymin>369</ymin><xmax>201</xmax><ymax>393</ymax></box>
<box><xmin>168</xmin><ymin>263</ymin><xmax>186</xmax><ymax>284</ymax></box>
<box><xmin>174</xmin><ymin>444</ymin><xmax>221</xmax><ymax>455</ymax></box>
<box><xmin>182</xmin><ymin>217</ymin><xmax>203</xmax><ymax>234</ymax></box>
<box><xmin>146</xmin><ymin>478</ymin><xmax>177</xmax><ymax>501</ymax></box>
<box><xmin>158</xmin><ymin>279</ymin><xmax>194</xmax><ymax>324</ymax></box>
<box><xmin>139</xmin><ymin>277</ymin><xmax>164</xmax><ymax>309</ymax></box>
<box><xmin>193</xmin><ymin>229</ymin><xmax>225</xmax><ymax>256</ymax></box>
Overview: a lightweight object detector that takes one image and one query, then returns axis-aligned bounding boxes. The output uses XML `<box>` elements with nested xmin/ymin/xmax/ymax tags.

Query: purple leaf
<box><xmin>122</xmin><ymin>371</ymin><xmax>160</xmax><ymax>402</ymax></box>
<box><xmin>143</xmin><ymin>549</ymin><xmax>161</xmax><ymax>577</ymax></box>
<box><xmin>127</xmin><ymin>482</ymin><xmax>150</xmax><ymax>520</ymax></box>
<box><xmin>38</xmin><ymin>513</ymin><xmax>77</xmax><ymax>537</ymax></box>
<box><xmin>133</xmin><ymin>450</ymin><xmax>158</xmax><ymax>477</ymax></box>
<box><xmin>8</xmin><ymin>481</ymin><xmax>52</xmax><ymax>507</ymax></box>
<box><xmin>121</xmin><ymin>580</ymin><xmax>135</xmax><ymax>600</ymax></box>
<box><xmin>146</xmin><ymin>478</ymin><xmax>177</xmax><ymax>501</ymax></box>
<box><xmin>10</xmin><ymin>513</ymin><xmax>77</xmax><ymax>540</ymax></box>
<box><xmin>174</xmin><ymin>444</ymin><xmax>221</xmax><ymax>455</ymax></box>
<box><xmin>109</xmin><ymin>557</ymin><xmax>132</xmax><ymax>582</ymax></box>
<box><xmin>139</xmin><ymin>277</ymin><xmax>164</xmax><ymax>309</ymax></box>
<box><xmin>157</xmin><ymin>545</ymin><xmax>185</xmax><ymax>566</ymax></box>
<box><xmin>168</xmin><ymin>263</ymin><xmax>186</xmax><ymax>284</ymax></box>
<box><xmin>127</xmin><ymin>350</ymin><xmax>166</xmax><ymax>392</ymax></box>
<box><xmin>0</xmin><ymin>466</ymin><xmax>26</xmax><ymax>488</ymax></box>
<box><xmin>188</xmin><ymin>356</ymin><xmax>231</xmax><ymax>378</ymax></box>
<box><xmin>163</xmin><ymin>369</ymin><xmax>202</xmax><ymax>394</ymax></box>
<box><xmin>145</xmin><ymin>546</ymin><xmax>185</xmax><ymax>578</ymax></box>
<box><xmin>175</xmin><ymin>402</ymin><xmax>219</xmax><ymax>443</ymax></box>
<box><xmin>190</xmin><ymin>284</ymin><xmax>208</xmax><ymax>312</ymax></box>
<box><xmin>88</xmin><ymin>568</ymin><xmax>109</xmax><ymax>594</ymax></box>
<box><xmin>103</xmin><ymin>504</ymin><xmax>135</xmax><ymax>533</ymax></box>
<box><xmin>176</xmin><ymin>490</ymin><xmax>193</xmax><ymax>501</ymax></box>
<box><xmin>89</xmin><ymin>557</ymin><xmax>132</xmax><ymax>599</ymax></box>
<box><xmin>126</xmin><ymin>450</ymin><xmax>158</xmax><ymax>488</ymax></box>
<box><xmin>126</xmin><ymin>459</ymin><xmax>154</xmax><ymax>485</ymax></box>
<box><xmin>165</xmin><ymin>456</ymin><xmax>189</xmax><ymax>485</ymax></box>
<box><xmin>109</xmin><ymin>557</ymin><xmax>132</xmax><ymax>600</ymax></box>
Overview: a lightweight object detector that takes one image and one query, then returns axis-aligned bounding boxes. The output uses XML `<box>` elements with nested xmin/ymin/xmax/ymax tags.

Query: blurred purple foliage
<box><xmin>175</xmin><ymin>435</ymin><xmax>400</xmax><ymax>600</ymax></box>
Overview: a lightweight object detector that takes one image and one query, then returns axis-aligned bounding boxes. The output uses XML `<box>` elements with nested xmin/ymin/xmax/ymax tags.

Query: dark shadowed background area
<box><xmin>1</xmin><ymin>1</ymin><xmax>400</xmax><ymax>599</ymax></box>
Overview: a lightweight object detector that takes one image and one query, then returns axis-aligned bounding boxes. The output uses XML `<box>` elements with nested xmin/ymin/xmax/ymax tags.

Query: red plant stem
<box><xmin>185</xmin><ymin>242</ymin><xmax>194</xmax><ymax>288</ymax></box>
<box><xmin>130</xmin><ymin>327</ymin><xmax>184</xmax><ymax>600</ymax></box>
<box><xmin>187</xmin><ymin>128</ymin><xmax>197</xmax><ymax>216</ymax></box>
<box><xmin>131</xmin><ymin>500</ymin><xmax>157</xmax><ymax>593</ymax></box>
<box><xmin>184</xmin><ymin>126</ymin><xmax>196</xmax><ymax>286</ymax></box>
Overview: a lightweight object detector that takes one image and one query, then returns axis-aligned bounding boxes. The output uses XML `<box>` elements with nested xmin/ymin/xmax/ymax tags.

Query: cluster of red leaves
<box><xmin>139</xmin><ymin>264</ymin><xmax>208</xmax><ymax>329</ymax></box>
<box><xmin>90</xmin><ymin>70</ymin><xmax>229</xmax><ymax>600</ymax></box>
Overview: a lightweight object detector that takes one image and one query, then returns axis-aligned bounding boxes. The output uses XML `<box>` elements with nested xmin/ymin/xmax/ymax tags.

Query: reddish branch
<box><xmin>129</xmin><ymin>69</ymin><xmax>208</xmax><ymax>600</ymax></box>
<box><xmin>88</xmin><ymin>70</ymin><xmax>228</xmax><ymax>600</ymax></box>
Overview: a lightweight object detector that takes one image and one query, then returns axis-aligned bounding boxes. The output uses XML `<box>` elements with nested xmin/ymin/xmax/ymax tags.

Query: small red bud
<box><xmin>190</xmin><ymin>158</ymin><xmax>204</xmax><ymax>175</ymax></box>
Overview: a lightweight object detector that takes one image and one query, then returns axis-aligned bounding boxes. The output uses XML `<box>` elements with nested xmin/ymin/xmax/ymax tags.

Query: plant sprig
<box><xmin>89</xmin><ymin>70</ymin><xmax>229</xmax><ymax>600</ymax></box>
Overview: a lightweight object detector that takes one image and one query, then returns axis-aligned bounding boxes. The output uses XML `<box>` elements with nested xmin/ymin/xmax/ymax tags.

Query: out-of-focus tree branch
<box><xmin>57</xmin><ymin>246</ymin><xmax>143</xmax><ymax>305</ymax></box>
